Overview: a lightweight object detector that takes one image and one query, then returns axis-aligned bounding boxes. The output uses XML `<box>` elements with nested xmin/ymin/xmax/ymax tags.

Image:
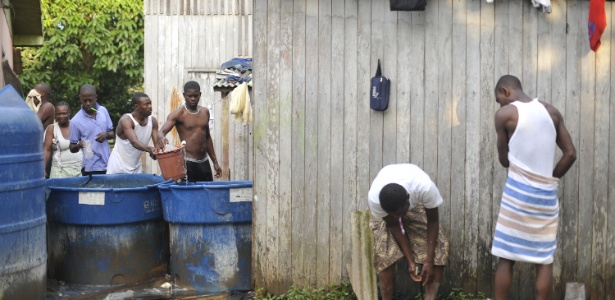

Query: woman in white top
<box><xmin>44</xmin><ymin>101</ymin><xmax>83</xmax><ymax>178</ymax></box>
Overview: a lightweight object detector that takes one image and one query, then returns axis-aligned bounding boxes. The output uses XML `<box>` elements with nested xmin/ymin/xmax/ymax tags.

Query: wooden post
<box><xmin>348</xmin><ymin>210</ymin><xmax>378</xmax><ymax>300</ymax></box>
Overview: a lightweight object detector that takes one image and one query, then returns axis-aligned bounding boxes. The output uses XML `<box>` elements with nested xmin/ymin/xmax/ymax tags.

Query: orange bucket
<box><xmin>156</xmin><ymin>148</ymin><xmax>186</xmax><ymax>181</ymax></box>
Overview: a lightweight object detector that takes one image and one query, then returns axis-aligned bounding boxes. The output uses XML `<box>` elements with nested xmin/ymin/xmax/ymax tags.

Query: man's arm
<box><xmin>43</xmin><ymin>124</ymin><xmax>54</xmax><ymax>177</ymax></box>
<box><xmin>494</xmin><ymin>108</ymin><xmax>512</xmax><ymax>168</ymax></box>
<box><xmin>157</xmin><ymin>111</ymin><xmax>178</xmax><ymax>149</ymax></box>
<box><xmin>204</xmin><ymin>108</ymin><xmax>221</xmax><ymax>177</ymax></box>
<box><xmin>37</xmin><ymin>103</ymin><xmax>55</xmax><ymax>128</ymax></box>
<box><xmin>69</xmin><ymin>122</ymin><xmax>83</xmax><ymax>153</ymax></box>
<box><xmin>551</xmin><ymin>108</ymin><xmax>577</xmax><ymax>178</ymax></box>
<box><xmin>421</xmin><ymin>207</ymin><xmax>439</xmax><ymax>285</ymax></box>
<box><xmin>382</xmin><ymin>214</ymin><xmax>421</xmax><ymax>281</ymax></box>
<box><xmin>118</xmin><ymin>116</ymin><xmax>154</xmax><ymax>153</ymax></box>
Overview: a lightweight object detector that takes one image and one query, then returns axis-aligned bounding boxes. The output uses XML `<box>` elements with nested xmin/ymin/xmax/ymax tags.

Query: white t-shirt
<box><xmin>368</xmin><ymin>164</ymin><xmax>443</xmax><ymax>218</ymax></box>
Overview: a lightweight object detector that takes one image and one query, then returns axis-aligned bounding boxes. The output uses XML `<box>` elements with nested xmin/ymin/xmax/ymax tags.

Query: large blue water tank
<box><xmin>0</xmin><ymin>85</ymin><xmax>47</xmax><ymax>300</ymax></box>
<box><xmin>46</xmin><ymin>174</ymin><xmax>170</xmax><ymax>285</ymax></box>
<box><xmin>158</xmin><ymin>181</ymin><xmax>253</xmax><ymax>294</ymax></box>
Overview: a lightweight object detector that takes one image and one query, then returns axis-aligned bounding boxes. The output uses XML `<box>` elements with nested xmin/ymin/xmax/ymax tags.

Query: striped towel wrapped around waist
<box><xmin>491</xmin><ymin>162</ymin><xmax>560</xmax><ymax>264</ymax></box>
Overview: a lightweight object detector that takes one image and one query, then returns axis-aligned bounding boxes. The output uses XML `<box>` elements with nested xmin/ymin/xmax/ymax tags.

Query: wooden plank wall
<box><xmin>143</xmin><ymin>0</ymin><xmax>253</xmax><ymax>178</ymax></box>
<box><xmin>252</xmin><ymin>0</ymin><xmax>615</xmax><ymax>298</ymax></box>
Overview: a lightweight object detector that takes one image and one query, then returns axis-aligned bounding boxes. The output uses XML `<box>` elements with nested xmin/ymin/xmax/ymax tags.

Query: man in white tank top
<box><xmin>106</xmin><ymin>93</ymin><xmax>159</xmax><ymax>174</ymax></box>
<box><xmin>493</xmin><ymin>75</ymin><xmax>576</xmax><ymax>300</ymax></box>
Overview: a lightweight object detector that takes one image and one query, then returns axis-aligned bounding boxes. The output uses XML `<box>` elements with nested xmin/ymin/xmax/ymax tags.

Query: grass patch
<box><xmin>255</xmin><ymin>283</ymin><xmax>357</xmax><ymax>300</ymax></box>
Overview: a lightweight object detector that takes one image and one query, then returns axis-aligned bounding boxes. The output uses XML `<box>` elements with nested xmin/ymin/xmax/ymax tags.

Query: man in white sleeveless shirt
<box><xmin>493</xmin><ymin>75</ymin><xmax>576</xmax><ymax>300</ymax></box>
<box><xmin>107</xmin><ymin>93</ymin><xmax>160</xmax><ymax>174</ymax></box>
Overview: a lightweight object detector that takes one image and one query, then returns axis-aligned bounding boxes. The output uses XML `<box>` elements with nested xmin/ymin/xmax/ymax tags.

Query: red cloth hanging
<box><xmin>588</xmin><ymin>0</ymin><xmax>607</xmax><ymax>52</ymax></box>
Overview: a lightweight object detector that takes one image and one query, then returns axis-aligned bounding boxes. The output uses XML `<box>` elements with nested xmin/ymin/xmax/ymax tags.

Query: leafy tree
<box><xmin>19</xmin><ymin>0</ymin><xmax>144</xmax><ymax>126</ymax></box>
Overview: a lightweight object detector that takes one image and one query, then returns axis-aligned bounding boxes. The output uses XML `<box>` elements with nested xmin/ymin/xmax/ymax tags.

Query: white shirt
<box><xmin>368</xmin><ymin>164</ymin><xmax>443</xmax><ymax>218</ymax></box>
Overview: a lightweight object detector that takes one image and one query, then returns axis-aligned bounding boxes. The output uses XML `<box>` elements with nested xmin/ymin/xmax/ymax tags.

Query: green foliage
<box><xmin>19</xmin><ymin>0</ymin><xmax>144</xmax><ymax>126</ymax></box>
<box><xmin>413</xmin><ymin>288</ymin><xmax>486</xmax><ymax>300</ymax></box>
<box><xmin>255</xmin><ymin>283</ymin><xmax>358</xmax><ymax>300</ymax></box>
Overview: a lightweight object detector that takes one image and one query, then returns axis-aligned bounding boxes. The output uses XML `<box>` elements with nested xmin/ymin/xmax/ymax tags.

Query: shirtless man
<box><xmin>157</xmin><ymin>81</ymin><xmax>221</xmax><ymax>181</ymax></box>
<box><xmin>35</xmin><ymin>83</ymin><xmax>55</xmax><ymax>129</ymax></box>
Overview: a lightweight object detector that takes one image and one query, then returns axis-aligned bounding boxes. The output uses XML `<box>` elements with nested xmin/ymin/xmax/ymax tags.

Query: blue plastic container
<box><xmin>158</xmin><ymin>181</ymin><xmax>253</xmax><ymax>294</ymax></box>
<box><xmin>46</xmin><ymin>174</ymin><xmax>171</xmax><ymax>285</ymax></box>
<box><xmin>0</xmin><ymin>85</ymin><xmax>47</xmax><ymax>300</ymax></box>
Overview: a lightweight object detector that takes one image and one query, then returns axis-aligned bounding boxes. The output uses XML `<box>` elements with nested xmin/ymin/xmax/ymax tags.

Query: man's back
<box><xmin>507</xmin><ymin>99</ymin><xmax>556</xmax><ymax>176</ymax></box>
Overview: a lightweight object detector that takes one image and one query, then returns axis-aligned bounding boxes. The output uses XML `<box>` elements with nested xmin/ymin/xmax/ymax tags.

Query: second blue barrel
<box><xmin>46</xmin><ymin>174</ymin><xmax>170</xmax><ymax>285</ymax></box>
<box><xmin>158</xmin><ymin>181</ymin><xmax>253</xmax><ymax>294</ymax></box>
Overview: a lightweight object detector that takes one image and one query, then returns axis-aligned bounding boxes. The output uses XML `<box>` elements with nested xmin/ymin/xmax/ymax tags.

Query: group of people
<box><xmin>30</xmin><ymin>75</ymin><xmax>577</xmax><ymax>299</ymax></box>
<box><xmin>369</xmin><ymin>75</ymin><xmax>576</xmax><ymax>300</ymax></box>
<box><xmin>33</xmin><ymin>81</ymin><xmax>222</xmax><ymax>181</ymax></box>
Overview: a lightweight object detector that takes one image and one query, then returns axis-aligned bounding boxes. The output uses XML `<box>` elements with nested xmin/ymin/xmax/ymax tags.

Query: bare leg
<box><xmin>495</xmin><ymin>258</ymin><xmax>515</xmax><ymax>300</ymax></box>
<box><xmin>424</xmin><ymin>265</ymin><xmax>444</xmax><ymax>300</ymax></box>
<box><xmin>535</xmin><ymin>263</ymin><xmax>553</xmax><ymax>300</ymax></box>
<box><xmin>378</xmin><ymin>264</ymin><xmax>395</xmax><ymax>300</ymax></box>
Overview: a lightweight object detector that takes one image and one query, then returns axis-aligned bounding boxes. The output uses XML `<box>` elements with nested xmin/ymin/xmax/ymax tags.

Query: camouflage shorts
<box><xmin>370</xmin><ymin>205</ymin><xmax>449</xmax><ymax>274</ymax></box>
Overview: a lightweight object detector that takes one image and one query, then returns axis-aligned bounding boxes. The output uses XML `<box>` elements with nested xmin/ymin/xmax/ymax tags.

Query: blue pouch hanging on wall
<box><xmin>370</xmin><ymin>59</ymin><xmax>390</xmax><ymax>111</ymax></box>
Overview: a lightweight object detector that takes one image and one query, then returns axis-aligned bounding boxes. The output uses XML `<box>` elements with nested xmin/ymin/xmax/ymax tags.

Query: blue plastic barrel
<box><xmin>0</xmin><ymin>85</ymin><xmax>47</xmax><ymax>300</ymax></box>
<box><xmin>158</xmin><ymin>181</ymin><xmax>253</xmax><ymax>294</ymax></box>
<box><xmin>46</xmin><ymin>174</ymin><xmax>171</xmax><ymax>285</ymax></box>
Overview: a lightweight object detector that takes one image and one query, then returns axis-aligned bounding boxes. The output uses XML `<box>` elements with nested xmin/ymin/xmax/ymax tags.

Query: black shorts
<box><xmin>185</xmin><ymin>159</ymin><xmax>213</xmax><ymax>182</ymax></box>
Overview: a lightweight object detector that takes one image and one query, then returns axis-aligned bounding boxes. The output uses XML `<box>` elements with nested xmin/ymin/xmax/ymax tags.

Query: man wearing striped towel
<box><xmin>493</xmin><ymin>75</ymin><xmax>577</xmax><ymax>300</ymax></box>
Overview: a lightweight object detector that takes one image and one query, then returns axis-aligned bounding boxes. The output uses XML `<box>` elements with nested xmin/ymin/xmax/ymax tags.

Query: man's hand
<box><xmin>213</xmin><ymin>162</ymin><xmax>222</xmax><ymax>178</ymax></box>
<box><xmin>95</xmin><ymin>132</ymin><xmax>107</xmax><ymax>143</ymax></box>
<box><xmin>157</xmin><ymin>136</ymin><xmax>168</xmax><ymax>150</ymax></box>
<box><xmin>407</xmin><ymin>260</ymin><xmax>421</xmax><ymax>282</ymax></box>
<box><xmin>419</xmin><ymin>262</ymin><xmax>435</xmax><ymax>286</ymax></box>
<box><xmin>149</xmin><ymin>147</ymin><xmax>157</xmax><ymax>160</ymax></box>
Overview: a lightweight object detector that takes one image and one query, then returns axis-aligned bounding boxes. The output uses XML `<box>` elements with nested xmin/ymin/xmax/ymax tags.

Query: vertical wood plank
<box><xmin>506</xmin><ymin>1</ymin><xmax>523</xmax><ymax>297</ymax></box>
<box><xmin>436</xmin><ymin>0</ymin><xmax>453</xmax><ymax>291</ymax></box>
<box><xmin>562</xmin><ymin>0</ymin><xmax>581</xmax><ymax>293</ymax></box>
<box><xmin>369</xmin><ymin>0</ymin><xmax>384</xmax><ymax>181</ymax></box>
<box><xmin>221</xmin><ymin>92</ymin><xmax>230</xmax><ymax>180</ymax></box>
<box><xmin>548</xmin><ymin>1</ymin><xmax>567</xmax><ymax>298</ymax></box>
<box><xmin>409</xmin><ymin>12</ymin><xmax>425</xmax><ymax>168</ymax></box>
<box><xmin>381</xmin><ymin>1</ymin><xmax>397</xmax><ymax>167</ymax></box>
<box><xmin>492</xmin><ymin>1</ymin><xmax>509</xmax><ymax>297</ymax></box>
<box><xmin>578</xmin><ymin>1</ymin><xmax>595</xmax><ymax>292</ymax></box>
<box><xmin>304</xmin><ymin>0</ymin><xmax>319</xmax><ymax>287</ymax></box>
<box><xmin>464</xmin><ymin>0</ymin><xmax>480</xmax><ymax>292</ymax></box>
<box><xmin>477</xmin><ymin>0</ymin><xmax>494</xmax><ymax>296</ymax></box>
<box><xmin>355</xmin><ymin>0</ymin><xmax>371</xmax><ymax>211</ymax></box>
<box><xmin>422</xmin><ymin>0</ymin><xmax>438</xmax><ymax>180</ymax></box>
<box><xmin>278</xmin><ymin>0</ymin><xmax>293</xmax><ymax>290</ymax></box>
<box><xmin>316</xmin><ymin>0</ymin><xmax>332</xmax><ymax>287</ymax></box>
<box><xmin>342</xmin><ymin>0</ymin><xmax>359</xmax><ymax>281</ymax></box>
<box><xmin>266</xmin><ymin>0</ymin><xmax>281</xmax><ymax>292</ymax></box>
<box><xmin>291</xmin><ymin>0</ymin><xmax>307</xmax><ymax>287</ymax></box>
<box><xmin>144</xmin><ymin>15</ymin><xmax>159</xmax><ymax>174</ymax></box>
<box><xmin>396</xmin><ymin>10</ymin><xmax>411</xmax><ymax>165</ymax></box>
<box><xmin>449</xmin><ymin>0</ymin><xmax>467</xmax><ymax>292</ymax></box>
<box><xmin>329</xmin><ymin>0</ymin><xmax>345</xmax><ymax>283</ymax></box>
<box><xmin>607</xmin><ymin>5</ymin><xmax>615</xmax><ymax>297</ymax></box>
<box><xmin>591</xmin><ymin>5</ymin><xmax>610</xmax><ymax>297</ymax></box>
<box><xmin>252</xmin><ymin>0</ymin><xmax>268</xmax><ymax>289</ymax></box>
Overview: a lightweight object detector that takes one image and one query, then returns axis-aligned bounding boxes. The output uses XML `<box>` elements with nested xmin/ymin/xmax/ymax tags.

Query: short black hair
<box><xmin>183</xmin><ymin>81</ymin><xmax>200</xmax><ymax>92</ymax></box>
<box><xmin>379</xmin><ymin>183</ymin><xmax>408</xmax><ymax>213</ymax></box>
<box><xmin>56</xmin><ymin>101</ymin><xmax>70</xmax><ymax>110</ymax></box>
<box><xmin>79</xmin><ymin>84</ymin><xmax>96</xmax><ymax>95</ymax></box>
<box><xmin>132</xmin><ymin>92</ymin><xmax>149</xmax><ymax>106</ymax></box>
<box><xmin>495</xmin><ymin>75</ymin><xmax>523</xmax><ymax>91</ymax></box>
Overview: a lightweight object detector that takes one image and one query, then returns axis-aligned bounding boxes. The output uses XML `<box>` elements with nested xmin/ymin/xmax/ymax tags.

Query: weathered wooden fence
<box><xmin>251</xmin><ymin>0</ymin><xmax>615</xmax><ymax>299</ymax></box>
<box><xmin>143</xmin><ymin>0</ymin><xmax>253</xmax><ymax>179</ymax></box>
<box><xmin>145</xmin><ymin>0</ymin><xmax>615</xmax><ymax>298</ymax></box>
